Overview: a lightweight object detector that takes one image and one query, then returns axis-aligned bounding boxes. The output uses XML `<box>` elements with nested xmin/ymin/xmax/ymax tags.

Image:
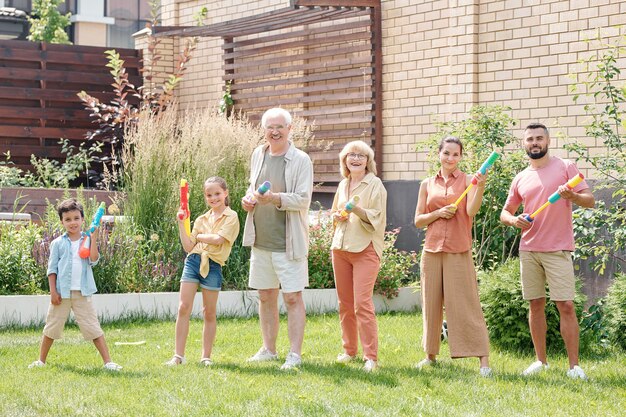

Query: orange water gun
<box><xmin>340</xmin><ymin>195</ymin><xmax>360</xmax><ymax>217</ymax></box>
<box><xmin>525</xmin><ymin>173</ymin><xmax>584</xmax><ymax>222</ymax></box>
<box><xmin>178</xmin><ymin>179</ymin><xmax>191</xmax><ymax>236</ymax></box>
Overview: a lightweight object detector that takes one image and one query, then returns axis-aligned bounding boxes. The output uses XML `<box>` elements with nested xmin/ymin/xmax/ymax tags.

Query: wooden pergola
<box><xmin>154</xmin><ymin>0</ymin><xmax>383</xmax><ymax>187</ymax></box>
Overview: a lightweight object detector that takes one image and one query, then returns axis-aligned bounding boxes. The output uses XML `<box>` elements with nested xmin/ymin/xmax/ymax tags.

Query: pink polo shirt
<box><xmin>503</xmin><ymin>156</ymin><xmax>588</xmax><ymax>252</ymax></box>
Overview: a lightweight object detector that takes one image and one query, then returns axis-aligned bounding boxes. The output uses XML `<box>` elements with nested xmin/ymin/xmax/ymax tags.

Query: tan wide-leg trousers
<box><xmin>420</xmin><ymin>250</ymin><xmax>489</xmax><ymax>358</ymax></box>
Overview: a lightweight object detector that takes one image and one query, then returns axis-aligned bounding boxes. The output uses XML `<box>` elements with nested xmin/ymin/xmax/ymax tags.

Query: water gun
<box><xmin>178</xmin><ymin>179</ymin><xmax>191</xmax><ymax>237</ymax></box>
<box><xmin>524</xmin><ymin>173</ymin><xmax>584</xmax><ymax>222</ymax></box>
<box><xmin>453</xmin><ymin>151</ymin><xmax>500</xmax><ymax>207</ymax></box>
<box><xmin>340</xmin><ymin>195</ymin><xmax>360</xmax><ymax>217</ymax></box>
<box><xmin>247</xmin><ymin>181</ymin><xmax>271</xmax><ymax>203</ymax></box>
<box><xmin>79</xmin><ymin>202</ymin><xmax>106</xmax><ymax>259</ymax></box>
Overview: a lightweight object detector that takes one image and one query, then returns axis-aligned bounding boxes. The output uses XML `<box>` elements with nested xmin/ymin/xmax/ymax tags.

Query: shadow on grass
<box><xmin>212</xmin><ymin>361</ymin><xmax>400</xmax><ymax>387</ymax></box>
<box><xmin>53</xmin><ymin>363</ymin><xmax>146</xmax><ymax>378</ymax></box>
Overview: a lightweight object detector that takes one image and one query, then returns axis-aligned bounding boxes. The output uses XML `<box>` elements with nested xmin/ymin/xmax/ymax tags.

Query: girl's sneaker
<box><xmin>103</xmin><ymin>362</ymin><xmax>122</xmax><ymax>371</ymax></box>
<box><xmin>28</xmin><ymin>360</ymin><xmax>45</xmax><ymax>368</ymax></box>
<box><xmin>164</xmin><ymin>354</ymin><xmax>186</xmax><ymax>366</ymax></box>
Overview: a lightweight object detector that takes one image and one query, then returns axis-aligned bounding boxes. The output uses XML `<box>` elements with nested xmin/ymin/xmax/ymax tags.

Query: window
<box><xmin>107</xmin><ymin>0</ymin><xmax>149</xmax><ymax>49</ymax></box>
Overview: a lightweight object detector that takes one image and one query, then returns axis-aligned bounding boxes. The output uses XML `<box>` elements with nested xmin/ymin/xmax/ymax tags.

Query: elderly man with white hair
<box><xmin>242</xmin><ymin>108</ymin><xmax>313</xmax><ymax>370</ymax></box>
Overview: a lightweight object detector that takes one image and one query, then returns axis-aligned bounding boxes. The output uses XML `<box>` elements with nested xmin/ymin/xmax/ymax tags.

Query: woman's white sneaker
<box><xmin>566</xmin><ymin>365</ymin><xmax>587</xmax><ymax>380</ymax></box>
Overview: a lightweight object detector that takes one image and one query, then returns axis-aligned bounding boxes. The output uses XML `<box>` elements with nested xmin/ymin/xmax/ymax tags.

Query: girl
<box><xmin>166</xmin><ymin>177</ymin><xmax>240</xmax><ymax>366</ymax></box>
<box><xmin>413</xmin><ymin>136</ymin><xmax>492</xmax><ymax>376</ymax></box>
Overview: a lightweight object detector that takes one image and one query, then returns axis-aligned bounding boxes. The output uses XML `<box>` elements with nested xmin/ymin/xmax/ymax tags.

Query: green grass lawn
<box><xmin>1</xmin><ymin>313</ymin><xmax>624</xmax><ymax>416</ymax></box>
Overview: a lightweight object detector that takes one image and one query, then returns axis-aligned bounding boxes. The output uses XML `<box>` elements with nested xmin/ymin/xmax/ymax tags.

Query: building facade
<box><xmin>146</xmin><ymin>0</ymin><xmax>626</xmax><ymax>181</ymax></box>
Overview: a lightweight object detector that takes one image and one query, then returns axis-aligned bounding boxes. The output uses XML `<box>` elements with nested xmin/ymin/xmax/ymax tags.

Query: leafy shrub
<box><xmin>565</xmin><ymin>29</ymin><xmax>626</xmax><ymax>274</ymax></box>
<box><xmin>604</xmin><ymin>273</ymin><xmax>626</xmax><ymax>350</ymax></box>
<box><xmin>376</xmin><ymin>228</ymin><xmax>418</xmax><ymax>299</ymax></box>
<box><xmin>479</xmin><ymin>258</ymin><xmax>585</xmax><ymax>352</ymax></box>
<box><xmin>0</xmin><ymin>222</ymin><xmax>46</xmax><ymax>295</ymax></box>
<box><xmin>307</xmin><ymin>212</ymin><xmax>417</xmax><ymax>298</ymax></box>
<box><xmin>307</xmin><ymin>211</ymin><xmax>335</xmax><ymax>290</ymax></box>
<box><xmin>418</xmin><ymin>106</ymin><xmax>527</xmax><ymax>270</ymax></box>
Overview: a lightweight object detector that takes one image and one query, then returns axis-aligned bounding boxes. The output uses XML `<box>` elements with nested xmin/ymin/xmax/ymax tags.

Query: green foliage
<box><xmin>27</xmin><ymin>0</ymin><xmax>71</xmax><ymax>44</ymax></box>
<box><xmin>479</xmin><ymin>258</ymin><xmax>585</xmax><ymax>352</ymax></box>
<box><xmin>376</xmin><ymin>228</ymin><xmax>418</xmax><ymax>298</ymax></box>
<box><xmin>0</xmin><ymin>222</ymin><xmax>46</xmax><ymax>295</ymax></box>
<box><xmin>307</xmin><ymin>214</ymin><xmax>417</xmax><ymax>298</ymax></box>
<box><xmin>219</xmin><ymin>81</ymin><xmax>234</xmax><ymax>116</ymax></box>
<box><xmin>307</xmin><ymin>213</ymin><xmax>335</xmax><ymax>290</ymax></box>
<box><xmin>0</xmin><ymin>140</ymin><xmax>102</xmax><ymax>188</ymax></box>
<box><xmin>418</xmin><ymin>105</ymin><xmax>527</xmax><ymax>269</ymax></box>
<box><xmin>579</xmin><ymin>300</ymin><xmax>610</xmax><ymax>350</ymax></box>
<box><xmin>604</xmin><ymin>273</ymin><xmax>626</xmax><ymax>350</ymax></box>
<box><xmin>566</xmin><ymin>29</ymin><xmax>626</xmax><ymax>274</ymax></box>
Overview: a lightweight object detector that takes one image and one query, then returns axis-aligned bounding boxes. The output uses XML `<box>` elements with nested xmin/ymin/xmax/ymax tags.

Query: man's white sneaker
<box><xmin>336</xmin><ymin>353</ymin><xmax>355</xmax><ymax>364</ymax></box>
<box><xmin>280</xmin><ymin>352</ymin><xmax>302</xmax><ymax>370</ymax></box>
<box><xmin>566</xmin><ymin>365</ymin><xmax>588</xmax><ymax>381</ymax></box>
<box><xmin>363</xmin><ymin>359</ymin><xmax>377</xmax><ymax>373</ymax></box>
<box><xmin>247</xmin><ymin>347</ymin><xmax>278</xmax><ymax>362</ymax></box>
<box><xmin>480</xmin><ymin>367</ymin><xmax>493</xmax><ymax>378</ymax></box>
<box><xmin>28</xmin><ymin>360</ymin><xmax>45</xmax><ymax>368</ymax></box>
<box><xmin>415</xmin><ymin>358</ymin><xmax>435</xmax><ymax>369</ymax></box>
<box><xmin>103</xmin><ymin>362</ymin><xmax>122</xmax><ymax>371</ymax></box>
<box><xmin>522</xmin><ymin>360</ymin><xmax>548</xmax><ymax>376</ymax></box>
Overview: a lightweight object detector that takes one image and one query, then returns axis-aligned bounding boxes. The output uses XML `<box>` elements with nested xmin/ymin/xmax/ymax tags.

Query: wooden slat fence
<box><xmin>0</xmin><ymin>40</ymin><xmax>142</xmax><ymax>176</ymax></box>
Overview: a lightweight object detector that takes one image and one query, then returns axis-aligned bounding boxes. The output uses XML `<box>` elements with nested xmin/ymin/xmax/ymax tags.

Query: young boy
<box><xmin>29</xmin><ymin>199</ymin><xmax>122</xmax><ymax>371</ymax></box>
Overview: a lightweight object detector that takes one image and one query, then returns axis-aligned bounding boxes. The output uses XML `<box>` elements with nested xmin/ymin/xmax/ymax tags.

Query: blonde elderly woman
<box><xmin>331</xmin><ymin>140</ymin><xmax>387</xmax><ymax>372</ymax></box>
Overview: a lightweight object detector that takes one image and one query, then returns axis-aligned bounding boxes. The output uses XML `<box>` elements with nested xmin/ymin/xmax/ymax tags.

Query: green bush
<box><xmin>307</xmin><ymin>212</ymin><xmax>335</xmax><ymax>290</ymax></box>
<box><xmin>604</xmin><ymin>273</ymin><xmax>626</xmax><ymax>350</ymax></box>
<box><xmin>376</xmin><ymin>228</ymin><xmax>418</xmax><ymax>298</ymax></box>
<box><xmin>307</xmin><ymin>213</ymin><xmax>417</xmax><ymax>298</ymax></box>
<box><xmin>0</xmin><ymin>222</ymin><xmax>46</xmax><ymax>295</ymax></box>
<box><xmin>479</xmin><ymin>258</ymin><xmax>585</xmax><ymax>352</ymax></box>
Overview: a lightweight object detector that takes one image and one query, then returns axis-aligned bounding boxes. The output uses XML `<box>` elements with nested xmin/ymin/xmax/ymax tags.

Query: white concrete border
<box><xmin>0</xmin><ymin>287</ymin><xmax>420</xmax><ymax>327</ymax></box>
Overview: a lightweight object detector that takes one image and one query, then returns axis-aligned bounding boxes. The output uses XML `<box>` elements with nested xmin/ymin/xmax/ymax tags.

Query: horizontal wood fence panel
<box><xmin>222</xmin><ymin>43</ymin><xmax>371</xmax><ymax>71</ymax></box>
<box><xmin>231</xmin><ymin>80</ymin><xmax>365</xmax><ymax>100</ymax></box>
<box><xmin>0</xmin><ymin>40</ymin><xmax>142</xmax><ymax>178</ymax></box>
<box><xmin>235</xmin><ymin>91</ymin><xmax>369</xmax><ymax>110</ymax></box>
<box><xmin>231</xmin><ymin>67</ymin><xmax>373</xmax><ymax>91</ymax></box>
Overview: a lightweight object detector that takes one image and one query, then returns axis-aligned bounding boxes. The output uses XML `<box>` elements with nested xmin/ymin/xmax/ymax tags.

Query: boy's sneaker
<box><xmin>336</xmin><ymin>353</ymin><xmax>355</xmax><ymax>364</ymax></box>
<box><xmin>480</xmin><ymin>367</ymin><xmax>493</xmax><ymax>378</ymax></box>
<box><xmin>28</xmin><ymin>360</ymin><xmax>45</xmax><ymax>369</ymax></box>
<box><xmin>103</xmin><ymin>362</ymin><xmax>123</xmax><ymax>371</ymax></box>
<box><xmin>280</xmin><ymin>352</ymin><xmax>302</xmax><ymax>370</ymax></box>
<box><xmin>566</xmin><ymin>365</ymin><xmax>588</xmax><ymax>381</ymax></box>
<box><xmin>415</xmin><ymin>358</ymin><xmax>435</xmax><ymax>370</ymax></box>
<box><xmin>363</xmin><ymin>359</ymin><xmax>377</xmax><ymax>373</ymax></box>
<box><xmin>247</xmin><ymin>347</ymin><xmax>278</xmax><ymax>362</ymax></box>
<box><xmin>522</xmin><ymin>360</ymin><xmax>548</xmax><ymax>376</ymax></box>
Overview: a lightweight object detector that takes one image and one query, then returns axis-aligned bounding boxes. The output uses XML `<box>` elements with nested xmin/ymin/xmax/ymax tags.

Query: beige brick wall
<box><xmin>149</xmin><ymin>0</ymin><xmax>626</xmax><ymax>180</ymax></box>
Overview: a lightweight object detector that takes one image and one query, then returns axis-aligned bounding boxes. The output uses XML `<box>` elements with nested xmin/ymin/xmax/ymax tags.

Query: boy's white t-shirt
<box><xmin>70</xmin><ymin>239</ymin><xmax>82</xmax><ymax>290</ymax></box>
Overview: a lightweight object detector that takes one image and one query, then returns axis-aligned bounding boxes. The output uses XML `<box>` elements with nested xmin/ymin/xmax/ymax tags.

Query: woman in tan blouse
<box><xmin>331</xmin><ymin>140</ymin><xmax>387</xmax><ymax>373</ymax></box>
<box><xmin>414</xmin><ymin>136</ymin><xmax>492</xmax><ymax>376</ymax></box>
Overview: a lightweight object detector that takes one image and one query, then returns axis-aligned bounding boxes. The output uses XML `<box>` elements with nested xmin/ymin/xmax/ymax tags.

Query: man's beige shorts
<box><xmin>249</xmin><ymin>247</ymin><xmax>309</xmax><ymax>293</ymax></box>
<box><xmin>520</xmin><ymin>251</ymin><xmax>576</xmax><ymax>301</ymax></box>
<box><xmin>42</xmin><ymin>291</ymin><xmax>104</xmax><ymax>340</ymax></box>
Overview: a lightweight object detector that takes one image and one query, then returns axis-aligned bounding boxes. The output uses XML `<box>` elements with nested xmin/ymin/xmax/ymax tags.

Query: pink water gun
<box><xmin>525</xmin><ymin>173</ymin><xmax>584</xmax><ymax>222</ymax></box>
<box><xmin>178</xmin><ymin>179</ymin><xmax>191</xmax><ymax>237</ymax></box>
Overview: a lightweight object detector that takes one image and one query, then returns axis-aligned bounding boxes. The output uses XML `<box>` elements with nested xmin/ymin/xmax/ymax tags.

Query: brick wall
<box><xmin>151</xmin><ymin>0</ymin><xmax>626</xmax><ymax>180</ymax></box>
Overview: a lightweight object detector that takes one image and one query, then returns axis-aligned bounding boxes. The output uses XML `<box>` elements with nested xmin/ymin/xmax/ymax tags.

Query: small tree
<box><xmin>27</xmin><ymin>0</ymin><xmax>71</xmax><ymax>44</ymax></box>
<box><xmin>565</xmin><ymin>28</ymin><xmax>626</xmax><ymax>274</ymax></box>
